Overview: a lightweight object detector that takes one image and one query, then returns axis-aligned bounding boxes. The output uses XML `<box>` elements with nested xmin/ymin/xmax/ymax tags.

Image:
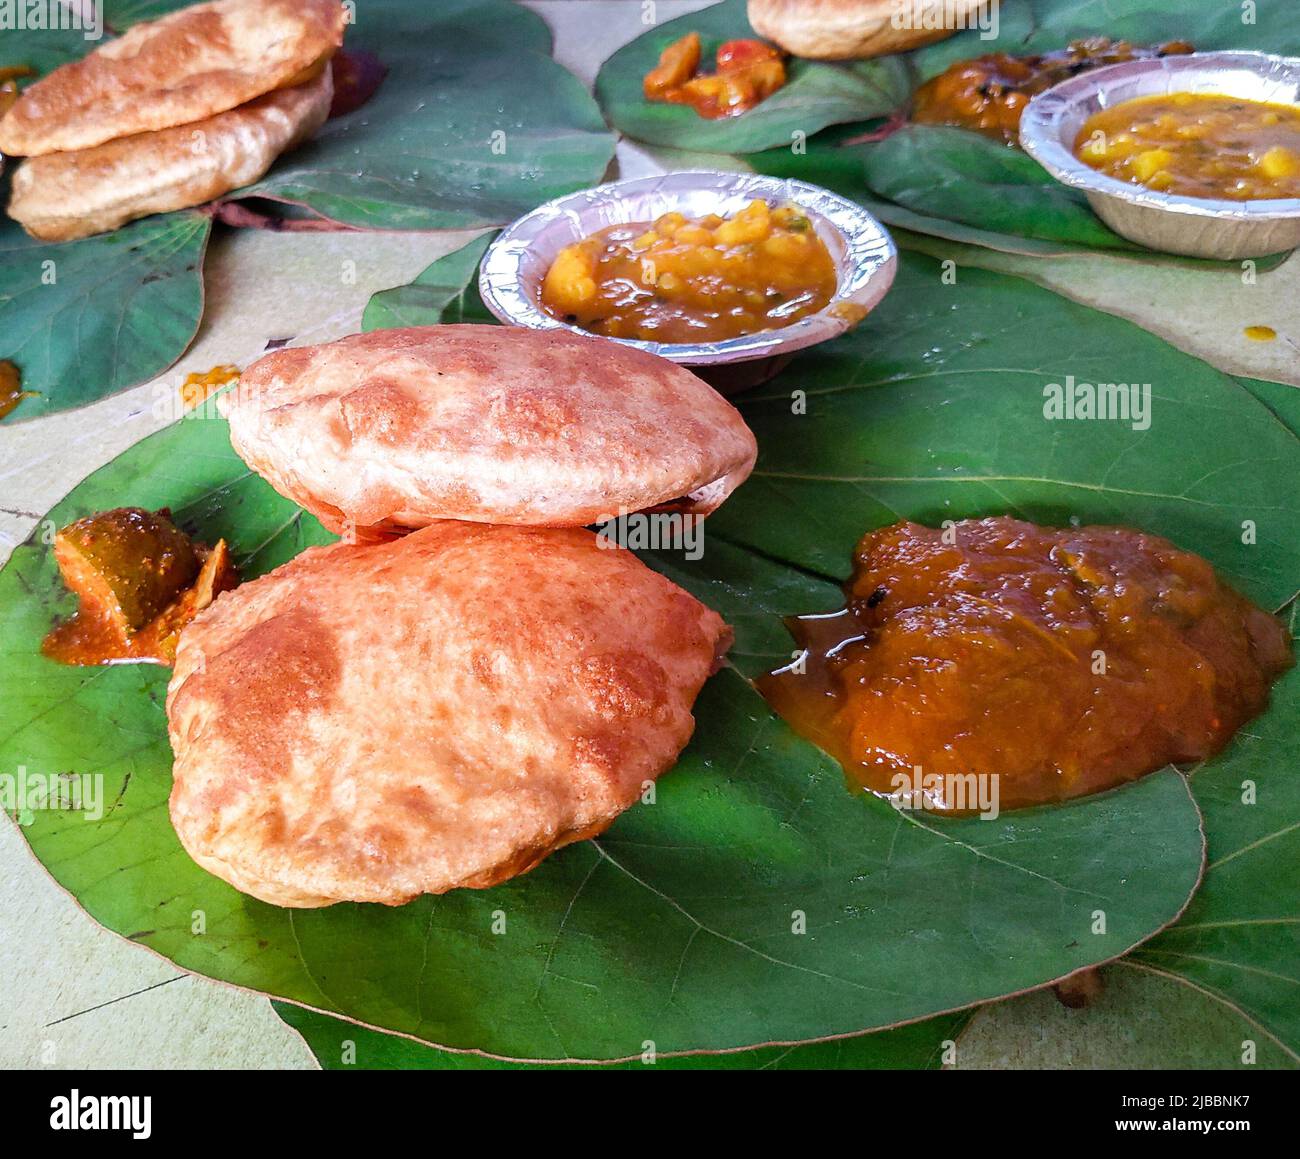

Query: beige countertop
<box><xmin>1</xmin><ymin>1</ymin><xmax>1295</xmax><ymax>1070</ymax></box>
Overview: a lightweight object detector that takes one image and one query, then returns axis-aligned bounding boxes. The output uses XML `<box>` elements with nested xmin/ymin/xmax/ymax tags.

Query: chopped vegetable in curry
<box><xmin>540</xmin><ymin>199</ymin><xmax>837</xmax><ymax>344</ymax></box>
<box><xmin>1076</xmin><ymin>93</ymin><xmax>1300</xmax><ymax>201</ymax></box>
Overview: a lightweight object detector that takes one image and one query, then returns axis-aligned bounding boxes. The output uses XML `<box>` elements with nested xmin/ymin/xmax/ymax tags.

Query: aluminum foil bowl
<box><xmin>1020</xmin><ymin>51</ymin><xmax>1300</xmax><ymax>259</ymax></box>
<box><xmin>479</xmin><ymin>171</ymin><xmax>897</xmax><ymax>392</ymax></box>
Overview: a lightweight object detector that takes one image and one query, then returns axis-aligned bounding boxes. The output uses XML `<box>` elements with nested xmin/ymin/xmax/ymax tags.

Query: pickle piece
<box><xmin>53</xmin><ymin>507</ymin><xmax>201</xmax><ymax>635</ymax></box>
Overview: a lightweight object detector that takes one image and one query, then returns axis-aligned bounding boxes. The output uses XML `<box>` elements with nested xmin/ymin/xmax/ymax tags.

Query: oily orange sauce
<box><xmin>180</xmin><ymin>364</ymin><xmax>241</xmax><ymax>410</ymax></box>
<box><xmin>644</xmin><ymin>32</ymin><xmax>786</xmax><ymax>119</ymax></box>
<box><xmin>43</xmin><ymin>507</ymin><xmax>237</xmax><ymax>666</ymax></box>
<box><xmin>913</xmin><ymin>38</ymin><xmax>1193</xmax><ymax>142</ymax></box>
<box><xmin>540</xmin><ymin>199</ymin><xmax>837</xmax><ymax>344</ymax></box>
<box><xmin>0</xmin><ymin>359</ymin><xmax>34</xmax><ymax>420</ymax></box>
<box><xmin>1076</xmin><ymin>93</ymin><xmax>1300</xmax><ymax>200</ymax></box>
<box><xmin>759</xmin><ymin>518</ymin><xmax>1291</xmax><ymax>812</ymax></box>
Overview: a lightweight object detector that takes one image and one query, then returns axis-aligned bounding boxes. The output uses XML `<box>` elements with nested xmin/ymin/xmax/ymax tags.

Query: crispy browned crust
<box><xmin>747</xmin><ymin>0</ymin><xmax>987</xmax><ymax>60</ymax></box>
<box><xmin>166</xmin><ymin>523</ymin><xmax>732</xmax><ymax>907</ymax></box>
<box><xmin>7</xmin><ymin>69</ymin><xmax>331</xmax><ymax>242</ymax></box>
<box><xmin>0</xmin><ymin>0</ymin><xmax>345</xmax><ymax>157</ymax></box>
<box><xmin>220</xmin><ymin>325</ymin><xmax>758</xmax><ymax>535</ymax></box>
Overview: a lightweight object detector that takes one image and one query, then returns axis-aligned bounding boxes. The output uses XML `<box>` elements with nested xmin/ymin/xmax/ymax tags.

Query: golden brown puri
<box><xmin>747</xmin><ymin>0</ymin><xmax>988</xmax><ymax>60</ymax></box>
<box><xmin>7</xmin><ymin>70</ymin><xmax>331</xmax><ymax>242</ymax></box>
<box><xmin>221</xmin><ymin>325</ymin><xmax>758</xmax><ymax>537</ymax></box>
<box><xmin>0</xmin><ymin>0</ymin><xmax>344</xmax><ymax>157</ymax></box>
<box><xmin>166</xmin><ymin>523</ymin><xmax>732</xmax><ymax>908</ymax></box>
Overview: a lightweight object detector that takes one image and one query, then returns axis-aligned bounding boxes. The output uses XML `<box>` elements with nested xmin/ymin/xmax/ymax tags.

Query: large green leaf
<box><xmin>0</xmin><ymin>418</ymin><xmax>1204</xmax><ymax>1058</ymax></box>
<box><xmin>708</xmin><ymin>249</ymin><xmax>1300</xmax><ymax>1068</ymax></box>
<box><xmin>0</xmin><ymin>209</ymin><xmax>211</xmax><ymax>423</ymax></box>
<box><xmin>703</xmin><ymin>252</ymin><xmax>1300</xmax><ymax>1057</ymax></box>
<box><xmin>238</xmin><ymin>0</ymin><xmax>616</xmax><ymax>229</ymax></box>
<box><xmin>0</xmin><ymin>255</ymin><xmax>1226</xmax><ymax>1058</ymax></box>
<box><xmin>857</xmin><ymin>125</ymin><xmax>1135</xmax><ymax>251</ymax></box>
<box><xmin>275</xmin><ymin>1002</ymin><xmax>970</xmax><ymax>1070</ymax></box>
<box><xmin>594</xmin><ymin>0</ymin><xmax>910</xmax><ymax>154</ymax></box>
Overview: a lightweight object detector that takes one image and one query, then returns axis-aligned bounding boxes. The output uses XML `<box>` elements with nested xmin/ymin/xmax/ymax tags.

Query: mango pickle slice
<box><xmin>43</xmin><ymin>508</ymin><xmax>237</xmax><ymax>666</ymax></box>
<box><xmin>53</xmin><ymin>507</ymin><xmax>200</xmax><ymax>635</ymax></box>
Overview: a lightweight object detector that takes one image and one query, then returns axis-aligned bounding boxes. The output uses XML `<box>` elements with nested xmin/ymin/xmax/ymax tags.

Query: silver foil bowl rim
<box><xmin>478</xmin><ymin>170</ymin><xmax>898</xmax><ymax>366</ymax></box>
<box><xmin>1020</xmin><ymin>50</ymin><xmax>1300</xmax><ymax>223</ymax></box>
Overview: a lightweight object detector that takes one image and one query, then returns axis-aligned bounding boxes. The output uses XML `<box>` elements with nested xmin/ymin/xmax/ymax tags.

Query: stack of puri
<box><xmin>167</xmin><ymin>326</ymin><xmax>758</xmax><ymax>907</ymax></box>
<box><xmin>0</xmin><ymin>0</ymin><xmax>346</xmax><ymax>241</ymax></box>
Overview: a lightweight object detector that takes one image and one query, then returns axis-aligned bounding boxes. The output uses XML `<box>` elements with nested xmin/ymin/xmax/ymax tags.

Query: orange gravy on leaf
<box><xmin>759</xmin><ymin>518</ymin><xmax>1291</xmax><ymax>812</ymax></box>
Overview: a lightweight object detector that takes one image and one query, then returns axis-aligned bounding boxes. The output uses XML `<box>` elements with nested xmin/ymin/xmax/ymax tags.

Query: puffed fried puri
<box><xmin>166</xmin><ymin>522</ymin><xmax>732</xmax><ymax>908</ymax></box>
<box><xmin>0</xmin><ymin>0</ymin><xmax>345</xmax><ymax>240</ymax></box>
<box><xmin>0</xmin><ymin>0</ymin><xmax>345</xmax><ymax>156</ymax></box>
<box><xmin>8</xmin><ymin>69</ymin><xmax>332</xmax><ymax>242</ymax></box>
<box><xmin>221</xmin><ymin>325</ymin><xmax>758</xmax><ymax>537</ymax></box>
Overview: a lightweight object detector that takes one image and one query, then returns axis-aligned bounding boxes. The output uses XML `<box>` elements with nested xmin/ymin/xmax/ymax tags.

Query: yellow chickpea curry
<box><xmin>1076</xmin><ymin>93</ymin><xmax>1300</xmax><ymax>201</ymax></box>
<box><xmin>540</xmin><ymin>199</ymin><xmax>838</xmax><ymax>344</ymax></box>
<box><xmin>913</xmin><ymin>38</ymin><xmax>1194</xmax><ymax>143</ymax></box>
<box><xmin>43</xmin><ymin>507</ymin><xmax>238</xmax><ymax>666</ymax></box>
<box><xmin>759</xmin><ymin>518</ymin><xmax>1291</xmax><ymax>813</ymax></box>
<box><xmin>643</xmin><ymin>32</ymin><xmax>786</xmax><ymax>119</ymax></box>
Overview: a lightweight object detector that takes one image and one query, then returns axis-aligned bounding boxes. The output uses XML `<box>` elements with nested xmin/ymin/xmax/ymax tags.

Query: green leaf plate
<box><xmin>0</xmin><ymin>209</ymin><xmax>211</xmax><ymax>422</ymax></box>
<box><xmin>0</xmin><ymin>252</ymin><xmax>1239</xmax><ymax>1062</ymax></box>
